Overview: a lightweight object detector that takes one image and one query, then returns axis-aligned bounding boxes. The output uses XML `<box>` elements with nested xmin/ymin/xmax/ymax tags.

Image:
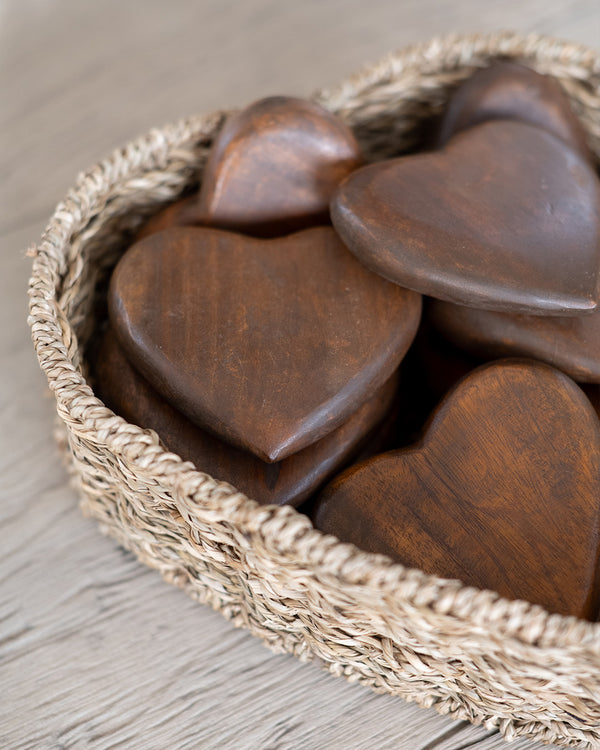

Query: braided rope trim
<box><xmin>28</xmin><ymin>31</ymin><xmax>600</xmax><ymax>748</ymax></box>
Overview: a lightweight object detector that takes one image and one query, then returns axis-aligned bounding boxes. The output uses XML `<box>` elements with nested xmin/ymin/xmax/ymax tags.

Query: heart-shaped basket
<box><xmin>28</xmin><ymin>31</ymin><xmax>600</xmax><ymax>749</ymax></box>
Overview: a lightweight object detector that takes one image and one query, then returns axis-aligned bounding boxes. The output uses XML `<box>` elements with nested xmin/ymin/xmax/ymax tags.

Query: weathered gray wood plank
<box><xmin>2</xmin><ymin>1</ymin><xmax>598</xmax><ymax>747</ymax></box>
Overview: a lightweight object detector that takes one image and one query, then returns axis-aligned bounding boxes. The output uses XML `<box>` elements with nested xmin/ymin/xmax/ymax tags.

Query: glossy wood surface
<box><xmin>93</xmin><ymin>329</ymin><xmax>399</xmax><ymax>507</ymax></box>
<box><xmin>313</xmin><ymin>360</ymin><xmax>600</xmax><ymax>619</ymax></box>
<box><xmin>331</xmin><ymin>120</ymin><xmax>600</xmax><ymax>314</ymax></box>
<box><xmin>437</xmin><ymin>60</ymin><xmax>592</xmax><ymax>159</ymax></box>
<box><xmin>196</xmin><ymin>96</ymin><xmax>363</xmax><ymax>237</ymax></box>
<box><xmin>430</xmin><ymin>299</ymin><xmax>600</xmax><ymax>383</ymax></box>
<box><xmin>109</xmin><ymin>225</ymin><xmax>421</xmax><ymax>462</ymax></box>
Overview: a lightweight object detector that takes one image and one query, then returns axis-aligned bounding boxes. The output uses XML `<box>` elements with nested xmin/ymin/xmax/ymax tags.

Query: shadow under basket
<box><xmin>28</xmin><ymin>31</ymin><xmax>600</xmax><ymax>750</ymax></box>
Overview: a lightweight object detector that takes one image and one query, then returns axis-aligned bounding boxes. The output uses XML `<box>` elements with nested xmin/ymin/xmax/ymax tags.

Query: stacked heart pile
<box><xmin>94</xmin><ymin>63</ymin><xmax>600</xmax><ymax>620</ymax></box>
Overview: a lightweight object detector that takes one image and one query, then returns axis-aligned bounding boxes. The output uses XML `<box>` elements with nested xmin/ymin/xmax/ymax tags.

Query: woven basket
<box><xmin>28</xmin><ymin>31</ymin><xmax>600</xmax><ymax>749</ymax></box>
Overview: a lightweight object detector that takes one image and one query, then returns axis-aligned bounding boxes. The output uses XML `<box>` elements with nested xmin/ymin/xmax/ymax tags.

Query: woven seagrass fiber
<box><xmin>28</xmin><ymin>31</ymin><xmax>600</xmax><ymax>749</ymax></box>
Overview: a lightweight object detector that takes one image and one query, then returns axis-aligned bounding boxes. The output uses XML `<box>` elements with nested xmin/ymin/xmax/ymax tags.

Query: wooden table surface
<box><xmin>2</xmin><ymin>2</ymin><xmax>599</xmax><ymax>748</ymax></box>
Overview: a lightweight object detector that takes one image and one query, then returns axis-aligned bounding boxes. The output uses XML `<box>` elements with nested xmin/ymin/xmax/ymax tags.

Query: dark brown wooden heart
<box><xmin>196</xmin><ymin>96</ymin><xmax>364</xmax><ymax>237</ymax></box>
<box><xmin>331</xmin><ymin>120</ymin><xmax>600</xmax><ymax>314</ymax></box>
<box><xmin>312</xmin><ymin>360</ymin><xmax>600</xmax><ymax>619</ymax></box>
<box><xmin>108</xmin><ymin>226</ymin><xmax>421</xmax><ymax>463</ymax></box>
<box><xmin>429</xmin><ymin>299</ymin><xmax>600</xmax><ymax>383</ymax></box>
<box><xmin>135</xmin><ymin>195</ymin><xmax>200</xmax><ymax>241</ymax></box>
<box><xmin>437</xmin><ymin>60</ymin><xmax>592</xmax><ymax>160</ymax></box>
<box><xmin>93</xmin><ymin>329</ymin><xmax>399</xmax><ymax>507</ymax></box>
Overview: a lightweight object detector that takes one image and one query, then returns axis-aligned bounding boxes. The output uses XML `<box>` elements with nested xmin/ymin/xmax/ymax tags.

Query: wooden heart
<box><xmin>197</xmin><ymin>96</ymin><xmax>364</xmax><ymax>237</ymax></box>
<box><xmin>93</xmin><ymin>329</ymin><xmax>399</xmax><ymax>507</ymax></box>
<box><xmin>312</xmin><ymin>360</ymin><xmax>600</xmax><ymax>618</ymax></box>
<box><xmin>331</xmin><ymin>120</ymin><xmax>600</xmax><ymax>314</ymax></box>
<box><xmin>135</xmin><ymin>195</ymin><xmax>200</xmax><ymax>241</ymax></box>
<box><xmin>109</xmin><ymin>226</ymin><xmax>421</xmax><ymax>462</ymax></box>
<box><xmin>437</xmin><ymin>60</ymin><xmax>592</xmax><ymax>160</ymax></box>
<box><xmin>430</xmin><ymin>299</ymin><xmax>600</xmax><ymax>383</ymax></box>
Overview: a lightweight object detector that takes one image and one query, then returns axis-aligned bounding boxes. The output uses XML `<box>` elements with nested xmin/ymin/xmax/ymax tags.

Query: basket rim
<box><xmin>27</xmin><ymin>29</ymin><xmax>600</xmax><ymax>653</ymax></box>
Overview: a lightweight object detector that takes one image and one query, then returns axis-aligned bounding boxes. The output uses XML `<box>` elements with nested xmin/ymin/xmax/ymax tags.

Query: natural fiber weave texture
<box><xmin>28</xmin><ymin>31</ymin><xmax>600</xmax><ymax>749</ymax></box>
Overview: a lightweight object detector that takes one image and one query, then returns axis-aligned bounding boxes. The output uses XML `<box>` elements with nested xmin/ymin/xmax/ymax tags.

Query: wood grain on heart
<box><xmin>312</xmin><ymin>360</ymin><xmax>600</xmax><ymax>619</ymax></box>
<box><xmin>437</xmin><ymin>60</ymin><xmax>592</xmax><ymax>160</ymax></box>
<box><xmin>430</xmin><ymin>299</ymin><xmax>600</xmax><ymax>383</ymax></box>
<box><xmin>196</xmin><ymin>96</ymin><xmax>363</xmax><ymax>237</ymax></box>
<box><xmin>331</xmin><ymin>120</ymin><xmax>600</xmax><ymax>314</ymax></box>
<box><xmin>108</xmin><ymin>226</ymin><xmax>421</xmax><ymax>463</ymax></box>
<box><xmin>94</xmin><ymin>330</ymin><xmax>399</xmax><ymax>507</ymax></box>
<box><xmin>135</xmin><ymin>195</ymin><xmax>200</xmax><ymax>241</ymax></box>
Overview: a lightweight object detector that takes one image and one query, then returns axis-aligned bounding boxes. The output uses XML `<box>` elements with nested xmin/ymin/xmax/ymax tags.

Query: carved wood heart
<box><xmin>437</xmin><ymin>60</ymin><xmax>592</xmax><ymax>160</ymax></box>
<box><xmin>430</xmin><ymin>299</ymin><xmax>600</xmax><ymax>383</ymax></box>
<box><xmin>331</xmin><ymin>120</ymin><xmax>600</xmax><ymax>314</ymax></box>
<box><xmin>197</xmin><ymin>96</ymin><xmax>364</xmax><ymax>237</ymax></box>
<box><xmin>312</xmin><ymin>360</ymin><xmax>600</xmax><ymax>618</ymax></box>
<box><xmin>94</xmin><ymin>329</ymin><xmax>399</xmax><ymax>507</ymax></box>
<box><xmin>109</xmin><ymin>226</ymin><xmax>421</xmax><ymax>462</ymax></box>
<box><xmin>135</xmin><ymin>195</ymin><xmax>200</xmax><ymax>241</ymax></box>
